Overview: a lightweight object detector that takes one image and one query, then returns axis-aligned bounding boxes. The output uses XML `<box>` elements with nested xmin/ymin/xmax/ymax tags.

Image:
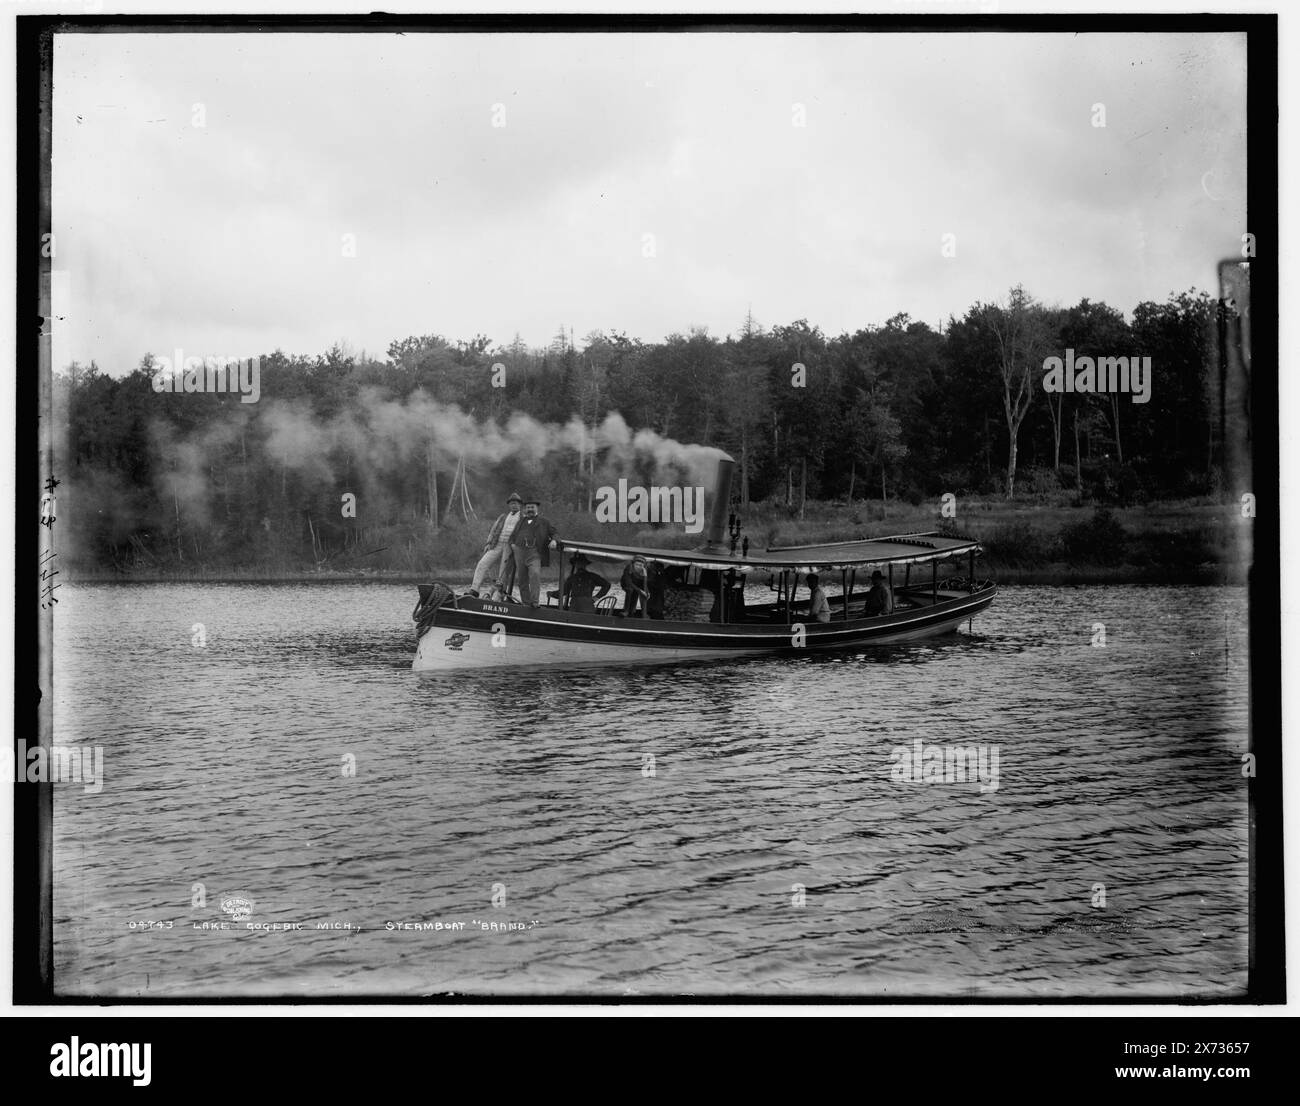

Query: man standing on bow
<box><xmin>499</xmin><ymin>496</ymin><xmax>559</xmax><ymax>608</ymax></box>
<box><xmin>468</xmin><ymin>491</ymin><xmax>523</xmax><ymax>598</ymax></box>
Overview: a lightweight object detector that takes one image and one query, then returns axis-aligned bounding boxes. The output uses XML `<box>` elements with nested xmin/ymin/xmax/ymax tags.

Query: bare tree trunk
<box><xmin>741</xmin><ymin>426</ymin><xmax>750</xmax><ymax>510</ymax></box>
<box><xmin>799</xmin><ymin>456</ymin><xmax>807</xmax><ymax>520</ymax></box>
<box><xmin>1110</xmin><ymin>394</ymin><xmax>1124</xmax><ymax>463</ymax></box>
<box><xmin>1048</xmin><ymin>394</ymin><xmax>1063</xmax><ymax>471</ymax></box>
<box><xmin>1006</xmin><ymin>436</ymin><xmax>1019</xmax><ymax>499</ymax></box>
<box><xmin>427</xmin><ymin>442</ymin><xmax>439</xmax><ymax>532</ymax></box>
<box><xmin>446</xmin><ymin>459</ymin><xmax>460</xmax><ymax>516</ymax></box>
<box><xmin>1073</xmin><ymin>408</ymin><xmax>1083</xmax><ymax>492</ymax></box>
<box><xmin>772</xmin><ymin>420</ymin><xmax>780</xmax><ymax>504</ymax></box>
<box><xmin>848</xmin><ymin>458</ymin><xmax>856</xmax><ymax>500</ymax></box>
<box><xmin>577</xmin><ymin>424</ymin><xmax>585</xmax><ymax>510</ymax></box>
<box><xmin>174</xmin><ymin>490</ymin><xmax>183</xmax><ymax>562</ymax></box>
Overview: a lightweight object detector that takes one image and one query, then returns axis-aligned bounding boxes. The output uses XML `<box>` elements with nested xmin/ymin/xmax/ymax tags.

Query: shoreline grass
<box><xmin>57</xmin><ymin>565</ymin><xmax>1248</xmax><ymax>586</ymax></box>
<box><xmin>60</xmin><ymin>495</ymin><xmax>1252</xmax><ymax>587</ymax></box>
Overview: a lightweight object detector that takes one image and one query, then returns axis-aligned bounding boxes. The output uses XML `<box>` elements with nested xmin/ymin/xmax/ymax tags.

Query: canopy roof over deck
<box><xmin>558</xmin><ymin>531</ymin><xmax>982</xmax><ymax>573</ymax></box>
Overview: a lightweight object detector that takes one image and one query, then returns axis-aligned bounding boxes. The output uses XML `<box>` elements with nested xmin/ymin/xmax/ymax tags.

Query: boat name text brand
<box><xmin>890</xmin><ymin>739</ymin><xmax>1000</xmax><ymax>794</ymax></box>
<box><xmin>594</xmin><ymin>478</ymin><xmax>706</xmax><ymax>534</ymax></box>
<box><xmin>50</xmin><ymin>1038</ymin><xmax>151</xmax><ymax>1086</ymax></box>
<box><xmin>1041</xmin><ymin>349</ymin><xmax>1151</xmax><ymax>404</ymax></box>
<box><xmin>2</xmin><ymin>739</ymin><xmax>103</xmax><ymax>793</ymax></box>
<box><xmin>151</xmin><ymin>350</ymin><xmax>261</xmax><ymax>403</ymax></box>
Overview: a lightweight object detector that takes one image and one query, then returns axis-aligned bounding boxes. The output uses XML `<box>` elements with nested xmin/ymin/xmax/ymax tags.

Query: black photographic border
<box><xmin>12</xmin><ymin>10</ymin><xmax>1282</xmax><ymax>1008</ymax></box>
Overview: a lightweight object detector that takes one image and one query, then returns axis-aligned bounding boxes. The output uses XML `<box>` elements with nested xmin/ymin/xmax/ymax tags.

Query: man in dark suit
<box><xmin>499</xmin><ymin>497</ymin><xmax>559</xmax><ymax>608</ymax></box>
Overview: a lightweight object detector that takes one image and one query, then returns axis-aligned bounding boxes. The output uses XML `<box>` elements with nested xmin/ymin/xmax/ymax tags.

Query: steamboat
<box><xmin>411</xmin><ymin>459</ymin><xmax>996</xmax><ymax>671</ymax></box>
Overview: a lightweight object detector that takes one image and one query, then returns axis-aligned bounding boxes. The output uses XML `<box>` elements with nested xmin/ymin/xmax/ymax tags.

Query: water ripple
<box><xmin>51</xmin><ymin>582</ymin><xmax>1249</xmax><ymax>998</ymax></box>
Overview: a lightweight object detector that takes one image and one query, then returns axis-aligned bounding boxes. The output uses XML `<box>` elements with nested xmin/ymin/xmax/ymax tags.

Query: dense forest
<box><xmin>51</xmin><ymin>284</ymin><xmax>1247</xmax><ymax>575</ymax></box>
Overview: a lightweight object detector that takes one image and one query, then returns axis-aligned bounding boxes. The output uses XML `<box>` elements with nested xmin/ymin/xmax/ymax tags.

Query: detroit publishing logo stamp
<box><xmin>219</xmin><ymin>891</ymin><xmax>254</xmax><ymax>921</ymax></box>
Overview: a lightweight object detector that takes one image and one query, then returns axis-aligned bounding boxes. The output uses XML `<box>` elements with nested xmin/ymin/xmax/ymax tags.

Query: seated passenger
<box><xmin>562</xmin><ymin>553</ymin><xmax>610</xmax><ymax>613</ymax></box>
<box><xmin>863</xmin><ymin>570</ymin><xmax>893</xmax><ymax>617</ymax></box>
<box><xmin>807</xmin><ymin>573</ymin><xmax>831</xmax><ymax>623</ymax></box>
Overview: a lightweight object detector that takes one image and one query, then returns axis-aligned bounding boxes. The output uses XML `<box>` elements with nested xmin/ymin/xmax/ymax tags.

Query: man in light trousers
<box><xmin>468</xmin><ymin>492</ymin><xmax>523</xmax><ymax>597</ymax></box>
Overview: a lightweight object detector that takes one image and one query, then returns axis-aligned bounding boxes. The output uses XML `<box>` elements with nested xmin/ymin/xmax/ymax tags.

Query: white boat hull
<box><xmin>412</xmin><ymin>592</ymin><xmax>991</xmax><ymax>672</ymax></box>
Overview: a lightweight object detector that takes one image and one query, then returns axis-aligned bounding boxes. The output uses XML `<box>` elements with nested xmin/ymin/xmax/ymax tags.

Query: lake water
<box><xmin>49</xmin><ymin>582</ymin><xmax>1250</xmax><ymax>999</ymax></box>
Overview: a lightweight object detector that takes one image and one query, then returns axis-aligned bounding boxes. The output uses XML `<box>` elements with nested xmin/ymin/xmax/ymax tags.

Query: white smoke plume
<box><xmin>138</xmin><ymin>388</ymin><xmax>731</xmax><ymax>546</ymax></box>
<box><xmin>259</xmin><ymin>389</ymin><xmax>730</xmax><ymax>488</ymax></box>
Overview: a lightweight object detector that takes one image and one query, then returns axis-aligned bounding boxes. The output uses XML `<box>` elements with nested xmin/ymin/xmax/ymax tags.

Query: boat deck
<box><xmin>731</xmin><ymin>584</ymin><xmax>978</xmax><ymax>624</ymax></box>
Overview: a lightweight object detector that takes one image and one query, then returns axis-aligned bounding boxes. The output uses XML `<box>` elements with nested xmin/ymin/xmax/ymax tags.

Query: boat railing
<box><xmin>872</xmin><ymin>535</ymin><xmax>939</xmax><ymax>550</ymax></box>
<box><xmin>926</xmin><ymin>576</ymin><xmax>996</xmax><ymax>595</ymax></box>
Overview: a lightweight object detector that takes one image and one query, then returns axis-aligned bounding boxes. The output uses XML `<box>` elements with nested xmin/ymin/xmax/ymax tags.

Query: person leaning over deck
<box><xmin>863</xmin><ymin>570</ymin><xmax>893</xmax><ymax>617</ymax></box>
<box><xmin>807</xmin><ymin>573</ymin><xmax>831</xmax><ymax>623</ymax></box>
<box><xmin>562</xmin><ymin>553</ymin><xmax>610</xmax><ymax>613</ymax></box>
<box><xmin>620</xmin><ymin>555</ymin><xmax>651</xmax><ymax>617</ymax></box>
<box><xmin>468</xmin><ymin>491</ymin><xmax>523</xmax><ymax>598</ymax></box>
<box><xmin>499</xmin><ymin>497</ymin><xmax>558</xmax><ymax>608</ymax></box>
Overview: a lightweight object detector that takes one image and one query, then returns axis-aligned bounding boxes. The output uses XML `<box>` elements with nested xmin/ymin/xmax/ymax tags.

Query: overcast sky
<box><xmin>51</xmin><ymin>29</ymin><xmax>1247</xmax><ymax>374</ymax></box>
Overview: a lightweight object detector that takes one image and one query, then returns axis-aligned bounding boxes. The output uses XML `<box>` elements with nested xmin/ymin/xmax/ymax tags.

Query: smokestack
<box><xmin>699</xmin><ymin>456</ymin><xmax>736</xmax><ymax>553</ymax></box>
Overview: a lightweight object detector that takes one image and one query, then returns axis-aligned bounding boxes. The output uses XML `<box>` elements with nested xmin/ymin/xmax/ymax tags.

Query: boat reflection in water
<box><xmin>411</xmin><ymin>458</ymin><xmax>996</xmax><ymax>671</ymax></box>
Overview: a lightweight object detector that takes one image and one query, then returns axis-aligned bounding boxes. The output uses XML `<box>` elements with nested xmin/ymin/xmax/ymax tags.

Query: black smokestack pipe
<box><xmin>698</xmin><ymin>455</ymin><xmax>736</xmax><ymax>553</ymax></box>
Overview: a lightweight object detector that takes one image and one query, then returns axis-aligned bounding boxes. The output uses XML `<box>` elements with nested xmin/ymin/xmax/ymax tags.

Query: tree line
<box><xmin>52</xmin><ymin>284</ymin><xmax>1241</xmax><ymax>573</ymax></box>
